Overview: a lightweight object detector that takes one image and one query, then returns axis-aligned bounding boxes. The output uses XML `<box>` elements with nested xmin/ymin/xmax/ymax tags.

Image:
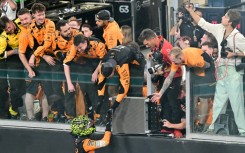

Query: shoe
<box><xmin>53</xmin><ymin>113</ymin><xmax>59</xmax><ymax>122</ymax></box>
<box><xmin>59</xmin><ymin>114</ymin><xmax>66</xmax><ymax>123</ymax></box>
<box><xmin>94</xmin><ymin>113</ymin><xmax>101</xmax><ymax>122</ymax></box>
<box><xmin>29</xmin><ymin>117</ymin><xmax>37</xmax><ymax>121</ymax></box>
<box><xmin>64</xmin><ymin>112</ymin><xmax>74</xmax><ymax>124</ymax></box>
<box><xmin>9</xmin><ymin>106</ymin><xmax>18</xmax><ymax>116</ymax></box>
<box><xmin>173</xmin><ymin>130</ymin><xmax>184</xmax><ymax>138</ymax></box>
<box><xmin>41</xmin><ymin>117</ymin><xmax>49</xmax><ymax>122</ymax></box>
<box><xmin>9</xmin><ymin>106</ymin><xmax>19</xmax><ymax>119</ymax></box>
<box><xmin>239</xmin><ymin>132</ymin><xmax>245</xmax><ymax>137</ymax></box>
<box><xmin>10</xmin><ymin>114</ymin><xmax>19</xmax><ymax>120</ymax></box>
<box><xmin>52</xmin><ymin>113</ymin><xmax>66</xmax><ymax>123</ymax></box>
<box><xmin>19</xmin><ymin>114</ymin><xmax>28</xmax><ymax>121</ymax></box>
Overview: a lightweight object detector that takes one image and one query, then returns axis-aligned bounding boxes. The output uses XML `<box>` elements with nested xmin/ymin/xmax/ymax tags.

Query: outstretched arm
<box><xmin>91</xmin><ymin>61</ymin><xmax>102</xmax><ymax>83</ymax></box>
<box><xmin>8</xmin><ymin>0</ymin><xmax>17</xmax><ymax>11</ymax></box>
<box><xmin>19</xmin><ymin>53</ymin><xmax>35</xmax><ymax>78</ymax></box>
<box><xmin>162</xmin><ymin>118</ymin><xmax>186</xmax><ymax>130</ymax></box>
<box><xmin>151</xmin><ymin>70</ymin><xmax>176</xmax><ymax>102</ymax></box>
<box><xmin>185</xmin><ymin>4</ymin><xmax>201</xmax><ymax>24</ymax></box>
<box><xmin>64</xmin><ymin>64</ymin><xmax>75</xmax><ymax>92</ymax></box>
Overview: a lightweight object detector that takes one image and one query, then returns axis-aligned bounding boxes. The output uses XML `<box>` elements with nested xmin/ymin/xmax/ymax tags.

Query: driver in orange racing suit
<box><xmin>71</xmin><ymin>112</ymin><xmax>112</xmax><ymax>153</ymax></box>
<box><xmin>92</xmin><ymin>42</ymin><xmax>145</xmax><ymax>119</ymax></box>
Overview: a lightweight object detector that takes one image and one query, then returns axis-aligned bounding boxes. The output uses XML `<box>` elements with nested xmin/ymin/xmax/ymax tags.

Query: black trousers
<box><xmin>160</xmin><ymin>77</ymin><xmax>182</xmax><ymax>125</ymax></box>
<box><xmin>50</xmin><ymin>60</ymin><xmax>65</xmax><ymax>114</ymax></box>
<box><xmin>64</xmin><ymin>62</ymin><xmax>99</xmax><ymax>117</ymax></box>
<box><xmin>0</xmin><ymin>56</ymin><xmax>26</xmax><ymax>114</ymax></box>
<box><xmin>26</xmin><ymin>59</ymin><xmax>65</xmax><ymax>114</ymax></box>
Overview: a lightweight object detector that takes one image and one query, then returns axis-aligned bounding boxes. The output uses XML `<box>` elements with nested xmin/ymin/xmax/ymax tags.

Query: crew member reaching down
<box><xmin>63</xmin><ymin>34</ymin><xmax>107</xmax><ymax>120</ymax></box>
<box><xmin>151</xmin><ymin>47</ymin><xmax>211</xmax><ymax>102</ymax></box>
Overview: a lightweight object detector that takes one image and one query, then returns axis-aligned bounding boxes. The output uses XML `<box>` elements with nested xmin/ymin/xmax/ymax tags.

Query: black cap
<box><xmin>96</xmin><ymin>10</ymin><xmax>114</xmax><ymax>21</ymax></box>
<box><xmin>101</xmin><ymin>59</ymin><xmax>116</xmax><ymax>77</ymax></box>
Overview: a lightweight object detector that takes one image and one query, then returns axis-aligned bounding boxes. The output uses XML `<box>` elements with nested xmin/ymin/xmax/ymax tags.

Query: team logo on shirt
<box><xmin>87</xmin><ymin>140</ymin><xmax>107</xmax><ymax>147</ymax></box>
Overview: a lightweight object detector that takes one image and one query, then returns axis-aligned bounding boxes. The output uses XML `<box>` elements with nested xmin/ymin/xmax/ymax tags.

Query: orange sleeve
<box><xmin>33</xmin><ymin>20</ymin><xmax>55</xmax><ymax>57</ymax></box>
<box><xmin>96</xmin><ymin>42</ymin><xmax>107</xmax><ymax>59</ymax></box>
<box><xmin>63</xmin><ymin>45</ymin><xmax>77</xmax><ymax>64</ymax></box>
<box><xmin>104</xmin><ymin>26</ymin><xmax>122</xmax><ymax>50</ymax></box>
<box><xmin>18</xmin><ymin>28</ymin><xmax>31</xmax><ymax>54</ymax></box>
<box><xmin>52</xmin><ymin>31</ymin><xmax>59</xmax><ymax>53</ymax></box>
<box><xmin>83</xmin><ymin>131</ymin><xmax>111</xmax><ymax>152</ymax></box>
<box><xmin>77</xmin><ymin>41</ymin><xmax>106</xmax><ymax>59</ymax></box>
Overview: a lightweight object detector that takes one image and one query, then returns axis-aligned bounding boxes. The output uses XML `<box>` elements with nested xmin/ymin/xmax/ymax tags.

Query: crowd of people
<box><xmin>0</xmin><ymin>2</ymin><xmax>145</xmax><ymax>125</ymax></box>
<box><xmin>149</xmin><ymin>2</ymin><xmax>245</xmax><ymax>137</ymax></box>
<box><xmin>0</xmin><ymin>1</ymin><xmax>245</xmax><ymax>144</ymax></box>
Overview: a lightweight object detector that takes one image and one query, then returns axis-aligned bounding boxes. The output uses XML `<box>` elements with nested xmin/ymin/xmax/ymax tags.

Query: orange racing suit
<box><xmin>97</xmin><ymin>45</ymin><xmax>144</xmax><ymax>103</ymax></box>
<box><xmin>75</xmin><ymin>131</ymin><xmax>111</xmax><ymax>153</ymax></box>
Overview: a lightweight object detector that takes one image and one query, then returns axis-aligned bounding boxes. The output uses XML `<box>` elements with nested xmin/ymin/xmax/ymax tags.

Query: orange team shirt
<box><xmin>63</xmin><ymin>39</ymin><xmax>106</xmax><ymax>65</ymax></box>
<box><xmin>103</xmin><ymin>21</ymin><xmax>123</xmax><ymax>50</ymax></box>
<box><xmin>82</xmin><ymin>131</ymin><xmax>111</xmax><ymax>153</ymax></box>
<box><xmin>52</xmin><ymin>29</ymin><xmax>81</xmax><ymax>55</ymax></box>
<box><xmin>18</xmin><ymin>26</ymin><xmax>34</xmax><ymax>54</ymax></box>
<box><xmin>29</xmin><ymin>19</ymin><xmax>55</xmax><ymax>57</ymax></box>
<box><xmin>171</xmin><ymin>47</ymin><xmax>206</xmax><ymax>76</ymax></box>
<box><xmin>18</xmin><ymin>25</ymin><xmax>41</xmax><ymax>65</ymax></box>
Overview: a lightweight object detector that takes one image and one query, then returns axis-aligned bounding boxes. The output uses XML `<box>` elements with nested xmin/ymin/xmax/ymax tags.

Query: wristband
<box><xmin>4</xmin><ymin>51</ymin><xmax>7</xmax><ymax>58</ymax></box>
